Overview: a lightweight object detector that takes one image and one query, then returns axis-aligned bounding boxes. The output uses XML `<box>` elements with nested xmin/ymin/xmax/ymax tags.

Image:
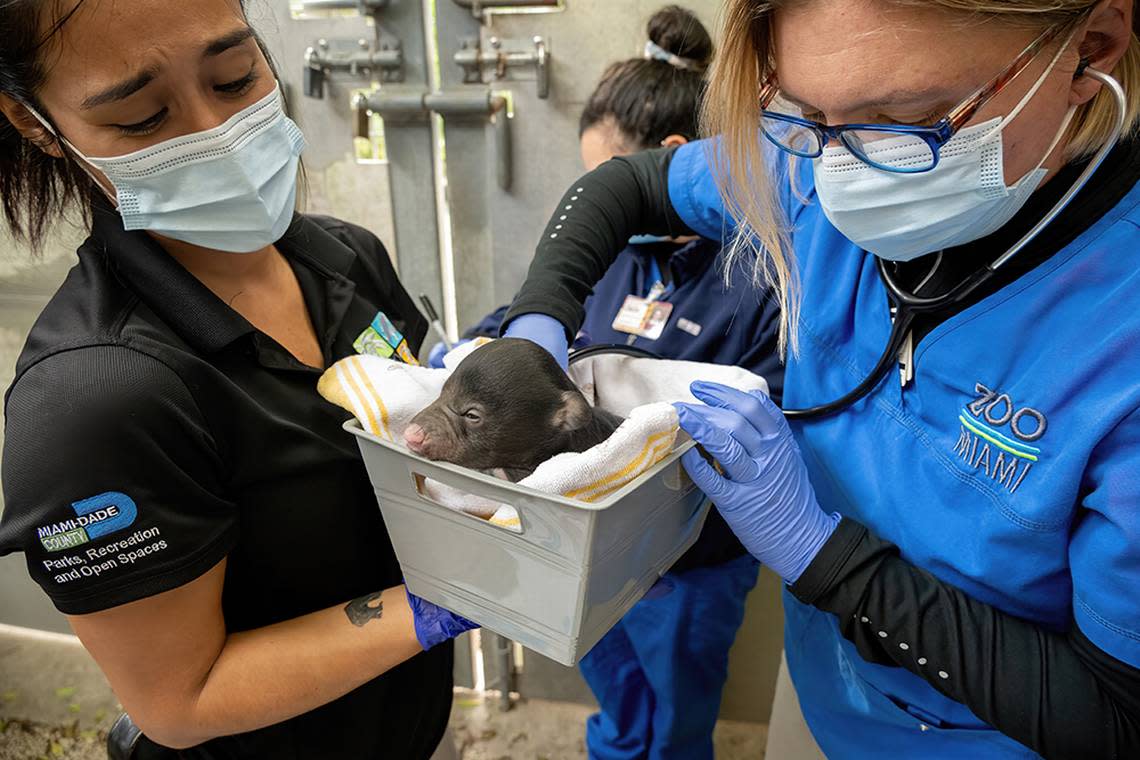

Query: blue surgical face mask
<box><xmin>30</xmin><ymin>85</ymin><xmax>304</xmax><ymax>253</ymax></box>
<box><xmin>812</xmin><ymin>37</ymin><xmax>1074</xmax><ymax>262</ymax></box>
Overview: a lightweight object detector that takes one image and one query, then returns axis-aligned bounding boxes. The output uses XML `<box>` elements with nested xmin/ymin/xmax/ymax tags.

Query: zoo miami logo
<box><xmin>953</xmin><ymin>384</ymin><xmax>1047</xmax><ymax>495</ymax></box>
<box><xmin>37</xmin><ymin>491</ymin><xmax>138</xmax><ymax>552</ymax></box>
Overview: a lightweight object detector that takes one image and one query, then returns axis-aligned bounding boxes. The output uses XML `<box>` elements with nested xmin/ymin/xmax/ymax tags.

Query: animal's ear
<box><xmin>552</xmin><ymin>390</ymin><xmax>592</xmax><ymax>432</ymax></box>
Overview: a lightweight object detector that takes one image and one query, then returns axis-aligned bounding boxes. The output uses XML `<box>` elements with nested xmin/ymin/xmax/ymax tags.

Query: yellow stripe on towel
<box><xmin>563</xmin><ymin>429</ymin><xmax>677</xmax><ymax>502</ymax></box>
<box><xmin>335</xmin><ymin>361</ymin><xmax>379</xmax><ymax>437</ymax></box>
<box><xmin>340</xmin><ymin>358</ymin><xmax>387</xmax><ymax>440</ymax></box>
<box><xmin>572</xmin><ymin>439</ymin><xmax>675</xmax><ymax>503</ymax></box>
<box><xmin>349</xmin><ymin>356</ymin><xmax>392</xmax><ymax>440</ymax></box>
<box><xmin>567</xmin><ymin>437</ymin><xmax>672</xmax><ymax>503</ymax></box>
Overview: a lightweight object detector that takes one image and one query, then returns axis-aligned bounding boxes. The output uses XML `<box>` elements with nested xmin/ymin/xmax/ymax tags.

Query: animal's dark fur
<box><xmin>405</xmin><ymin>339</ymin><xmax>623</xmax><ymax>480</ymax></box>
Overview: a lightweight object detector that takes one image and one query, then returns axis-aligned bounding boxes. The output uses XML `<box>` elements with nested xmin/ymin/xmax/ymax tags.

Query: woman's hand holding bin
<box><xmin>407</xmin><ymin>590</ymin><xmax>479</xmax><ymax>651</ymax></box>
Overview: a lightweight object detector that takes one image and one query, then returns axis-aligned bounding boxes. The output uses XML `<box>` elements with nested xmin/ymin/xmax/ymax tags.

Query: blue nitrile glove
<box><xmin>427</xmin><ymin>339</ymin><xmax>471</xmax><ymax>369</ymax></box>
<box><xmin>503</xmin><ymin>313</ymin><xmax>569</xmax><ymax>370</ymax></box>
<box><xmin>674</xmin><ymin>381</ymin><xmax>840</xmax><ymax>584</ymax></box>
<box><xmin>407</xmin><ymin>590</ymin><xmax>479</xmax><ymax>650</ymax></box>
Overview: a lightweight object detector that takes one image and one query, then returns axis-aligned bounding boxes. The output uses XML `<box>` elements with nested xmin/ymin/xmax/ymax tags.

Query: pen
<box><xmin>419</xmin><ymin>294</ymin><xmax>453</xmax><ymax>350</ymax></box>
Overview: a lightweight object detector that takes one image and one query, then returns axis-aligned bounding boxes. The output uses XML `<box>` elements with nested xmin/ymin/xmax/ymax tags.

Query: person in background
<box><xmin>435</xmin><ymin>8</ymin><xmax>783</xmax><ymax>759</ymax></box>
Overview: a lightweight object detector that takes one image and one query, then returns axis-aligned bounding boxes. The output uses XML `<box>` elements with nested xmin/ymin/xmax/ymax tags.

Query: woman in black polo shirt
<box><xmin>0</xmin><ymin>1</ymin><xmax>474</xmax><ymax>757</ymax></box>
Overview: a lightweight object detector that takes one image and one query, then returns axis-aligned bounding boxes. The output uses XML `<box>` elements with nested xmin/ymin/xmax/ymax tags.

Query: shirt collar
<box><xmin>627</xmin><ymin>237</ymin><xmax>719</xmax><ymax>285</ymax></box>
<box><xmin>276</xmin><ymin>215</ymin><xmax>358</xmax><ymax>279</ymax></box>
<box><xmin>89</xmin><ymin>203</ymin><xmax>357</xmax><ymax>355</ymax></box>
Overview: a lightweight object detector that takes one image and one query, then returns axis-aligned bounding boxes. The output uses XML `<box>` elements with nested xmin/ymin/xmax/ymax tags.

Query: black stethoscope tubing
<box><xmin>568</xmin><ymin>68</ymin><xmax>1123</xmax><ymax>420</ymax></box>
<box><xmin>782</xmin><ymin>66</ymin><xmax>1127</xmax><ymax>421</ymax></box>
<box><xmin>568</xmin><ymin>343</ymin><xmax>663</xmax><ymax>365</ymax></box>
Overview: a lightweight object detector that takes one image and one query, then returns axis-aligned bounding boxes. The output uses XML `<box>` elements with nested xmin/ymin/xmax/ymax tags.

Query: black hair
<box><xmin>0</xmin><ymin>0</ymin><xmax>280</xmax><ymax>251</ymax></box>
<box><xmin>0</xmin><ymin>0</ymin><xmax>96</xmax><ymax>249</ymax></box>
<box><xmin>578</xmin><ymin>5</ymin><xmax>714</xmax><ymax>151</ymax></box>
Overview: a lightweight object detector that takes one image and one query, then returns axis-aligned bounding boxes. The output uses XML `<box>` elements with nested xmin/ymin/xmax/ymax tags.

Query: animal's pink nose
<box><xmin>403</xmin><ymin>423</ymin><xmax>427</xmax><ymax>452</ymax></box>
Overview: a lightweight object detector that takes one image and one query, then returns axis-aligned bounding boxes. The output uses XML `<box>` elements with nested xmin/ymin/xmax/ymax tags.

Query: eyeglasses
<box><xmin>759</xmin><ymin>22</ymin><xmax>1070</xmax><ymax>174</ymax></box>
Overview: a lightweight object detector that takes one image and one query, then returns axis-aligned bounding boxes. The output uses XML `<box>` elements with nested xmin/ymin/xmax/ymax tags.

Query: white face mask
<box><xmin>813</xmin><ymin>41</ymin><xmax>1075</xmax><ymax>262</ymax></box>
<box><xmin>30</xmin><ymin>85</ymin><xmax>304</xmax><ymax>253</ymax></box>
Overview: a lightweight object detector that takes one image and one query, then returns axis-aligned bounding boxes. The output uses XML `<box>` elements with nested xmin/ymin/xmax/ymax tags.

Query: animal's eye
<box><xmin>463</xmin><ymin>410</ymin><xmax>482</xmax><ymax>423</ymax></box>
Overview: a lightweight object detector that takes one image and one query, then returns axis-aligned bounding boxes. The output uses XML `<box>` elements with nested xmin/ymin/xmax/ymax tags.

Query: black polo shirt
<box><xmin>0</xmin><ymin>204</ymin><xmax>452</xmax><ymax>759</ymax></box>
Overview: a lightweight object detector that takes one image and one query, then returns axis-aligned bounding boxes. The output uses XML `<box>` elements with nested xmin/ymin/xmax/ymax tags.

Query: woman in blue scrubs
<box><xmin>447</xmin><ymin>9</ymin><xmax>779</xmax><ymax>757</ymax></box>
<box><xmin>499</xmin><ymin>0</ymin><xmax>1140</xmax><ymax>757</ymax></box>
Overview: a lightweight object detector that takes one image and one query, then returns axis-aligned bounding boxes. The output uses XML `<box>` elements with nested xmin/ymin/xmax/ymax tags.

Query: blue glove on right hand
<box><xmin>407</xmin><ymin>590</ymin><xmax>479</xmax><ymax>650</ymax></box>
<box><xmin>503</xmin><ymin>313</ymin><xmax>569</xmax><ymax>370</ymax></box>
<box><xmin>674</xmin><ymin>381</ymin><xmax>839</xmax><ymax>584</ymax></box>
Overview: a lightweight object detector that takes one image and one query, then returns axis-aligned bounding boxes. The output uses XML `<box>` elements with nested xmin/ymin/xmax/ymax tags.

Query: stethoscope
<box><xmin>570</xmin><ymin>69</ymin><xmax>1126</xmax><ymax>419</ymax></box>
<box><xmin>782</xmin><ymin>66</ymin><xmax>1128</xmax><ymax>420</ymax></box>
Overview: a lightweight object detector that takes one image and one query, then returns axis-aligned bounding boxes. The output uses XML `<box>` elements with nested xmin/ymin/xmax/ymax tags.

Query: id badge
<box><xmin>612</xmin><ymin>295</ymin><xmax>673</xmax><ymax>340</ymax></box>
<box><xmin>353</xmin><ymin>310</ymin><xmax>421</xmax><ymax>365</ymax></box>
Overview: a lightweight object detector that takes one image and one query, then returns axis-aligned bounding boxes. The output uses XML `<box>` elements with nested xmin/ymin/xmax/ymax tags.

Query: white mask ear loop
<box><xmin>987</xmin><ymin>26</ymin><xmax>1081</xmax><ymax>137</ymax></box>
<box><xmin>21</xmin><ymin>102</ymin><xmax>119</xmax><ymax>207</ymax></box>
<box><xmin>1031</xmin><ymin>103</ymin><xmax>1078</xmax><ymax>176</ymax></box>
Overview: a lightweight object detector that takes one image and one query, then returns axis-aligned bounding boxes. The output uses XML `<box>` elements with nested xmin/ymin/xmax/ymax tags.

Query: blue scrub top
<box><xmin>669</xmin><ymin>139</ymin><xmax>1140</xmax><ymax>758</ymax></box>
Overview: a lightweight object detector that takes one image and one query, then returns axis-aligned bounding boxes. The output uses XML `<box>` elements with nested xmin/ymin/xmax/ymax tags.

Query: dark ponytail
<box><xmin>578</xmin><ymin>5</ymin><xmax>714</xmax><ymax>150</ymax></box>
<box><xmin>0</xmin><ymin>0</ymin><xmax>96</xmax><ymax>250</ymax></box>
<box><xmin>646</xmin><ymin>5</ymin><xmax>714</xmax><ymax>68</ymax></box>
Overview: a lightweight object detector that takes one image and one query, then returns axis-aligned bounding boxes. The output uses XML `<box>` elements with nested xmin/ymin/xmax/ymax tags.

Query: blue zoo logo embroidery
<box><xmin>36</xmin><ymin>492</ymin><xmax>138</xmax><ymax>553</ymax></box>
<box><xmin>953</xmin><ymin>384</ymin><xmax>1048</xmax><ymax>495</ymax></box>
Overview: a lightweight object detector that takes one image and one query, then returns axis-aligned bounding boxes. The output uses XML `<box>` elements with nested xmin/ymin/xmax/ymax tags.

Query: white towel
<box><xmin>569</xmin><ymin>354</ymin><xmax>769</xmax><ymax>416</ymax></box>
<box><xmin>318</xmin><ymin>341</ymin><xmax>769</xmax><ymax>531</ymax></box>
<box><xmin>316</xmin><ymin>354</ymin><xmax>449</xmax><ymax>444</ymax></box>
<box><xmin>315</xmin><ymin>339</ymin><xmax>498</xmax><ymax>444</ymax></box>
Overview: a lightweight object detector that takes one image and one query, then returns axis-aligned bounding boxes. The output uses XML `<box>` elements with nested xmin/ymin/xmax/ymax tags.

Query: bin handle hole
<box><xmin>411</xmin><ymin>472</ymin><xmax>524</xmax><ymax>534</ymax></box>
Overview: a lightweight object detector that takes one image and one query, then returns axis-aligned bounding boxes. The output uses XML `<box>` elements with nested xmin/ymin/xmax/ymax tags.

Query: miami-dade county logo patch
<box><xmin>37</xmin><ymin>491</ymin><xmax>138</xmax><ymax>552</ymax></box>
<box><xmin>953</xmin><ymin>384</ymin><xmax>1047</xmax><ymax>495</ymax></box>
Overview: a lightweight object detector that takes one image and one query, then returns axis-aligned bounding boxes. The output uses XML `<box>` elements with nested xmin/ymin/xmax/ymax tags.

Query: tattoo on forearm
<box><xmin>344</xmin><ymin>592</ymin><xmax>385</xmax><ymax>627</ymax></box>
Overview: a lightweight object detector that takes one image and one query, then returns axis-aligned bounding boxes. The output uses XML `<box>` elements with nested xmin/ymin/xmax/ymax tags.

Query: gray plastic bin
<box><xmin>347</xmin><ymin>419</ymin><xmax>710</xmax><ymax>666</ymax></box>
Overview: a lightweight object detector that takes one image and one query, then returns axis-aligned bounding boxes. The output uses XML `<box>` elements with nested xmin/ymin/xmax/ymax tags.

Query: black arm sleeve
<box><xmin>791</xmin><ymin>518</ymin><xmax>1140</xmax><ymax>759</ymax></box>
<box><xmin>503</xmin><ymin>146</ymin><xmax>692</xmax><ymax>339</ymax></box>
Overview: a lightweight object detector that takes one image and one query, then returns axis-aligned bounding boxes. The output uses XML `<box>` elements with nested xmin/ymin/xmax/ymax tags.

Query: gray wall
<box><xmin>0</xmin><ymin>0</ymin><xmax>784</xmax><ymax>726</ymax></box>
<box><xmin>0</xmin><ymin>224</ymin><xmax>83</xmax><ymax>634</ymax></box>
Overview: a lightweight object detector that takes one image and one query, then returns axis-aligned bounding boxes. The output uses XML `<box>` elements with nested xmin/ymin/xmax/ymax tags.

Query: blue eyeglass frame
<box><xmin>759</xmin><ymin>111</ymin><xmax>953</xmax><ymax>174</ymax></box>
<box><xmin>759</xmin><ymin>21</ymin><xmax>1069</xmax><ymax>174</ymax></box>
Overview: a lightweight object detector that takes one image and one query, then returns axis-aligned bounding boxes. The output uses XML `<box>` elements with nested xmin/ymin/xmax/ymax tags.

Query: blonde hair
<box><xmin>702</xmin><ymin>0</ymin><xmax>1140</xmax><ymax>356</ymax></box>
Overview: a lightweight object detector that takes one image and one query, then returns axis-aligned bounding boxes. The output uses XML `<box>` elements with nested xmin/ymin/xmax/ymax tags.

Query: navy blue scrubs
<box><xmin>467</xmin><ymin>237</ymin><xmax>782</xmax><ymax>759</ymax></box>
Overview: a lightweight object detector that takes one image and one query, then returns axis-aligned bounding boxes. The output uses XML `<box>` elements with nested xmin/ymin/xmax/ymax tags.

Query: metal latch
<box><xmin>454</xmin><ymin>36</ymin><xmax>550</xmax><ymax>99</ymax></box>
<box><xmin>452</xmin><ymin>0</ymin><xmax>561</xmax><ymax>18</ymax></box>
<box><xmin>352</xmin><ymin>90</ymin><xmax>514</xmax><ymax>190</ymax></box>
<box><xmin>295</xmin><ymin>0</ymin><xmax>402</xmax><ymax>99</ymax></box>
<box><xmin>304</xmin><ymin>37</ymin><xmax>403</xmax><ymax>99</ymax></box>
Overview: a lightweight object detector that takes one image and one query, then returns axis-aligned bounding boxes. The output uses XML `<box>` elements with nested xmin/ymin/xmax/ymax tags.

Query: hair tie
<box><xmin>644</xmin><ymin>40</ymin><xmax>703</xmax><ymax>72</ymax></box>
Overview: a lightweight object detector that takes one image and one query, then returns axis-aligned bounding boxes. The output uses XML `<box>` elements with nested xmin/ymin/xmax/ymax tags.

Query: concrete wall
<box><xmin>0</xmin><ymin>0</ymin><xmax>785</xmax><ymax>727</ymax></box>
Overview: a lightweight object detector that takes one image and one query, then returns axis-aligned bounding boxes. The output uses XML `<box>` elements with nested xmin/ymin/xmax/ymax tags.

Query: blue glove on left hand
<box><xmin>674</xmin><ymin>381</ymin><xmax>839</xmax><ymax>584</ymax></box>
<box><xmin>502</xmin><ymin>313</ymin><xmax>569</xmax><ymax>370</ymax></box>
<box><xmin>407</xmin><ymin>590</ymin><xmax>479</xmax><ymax>650</ymax></box>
